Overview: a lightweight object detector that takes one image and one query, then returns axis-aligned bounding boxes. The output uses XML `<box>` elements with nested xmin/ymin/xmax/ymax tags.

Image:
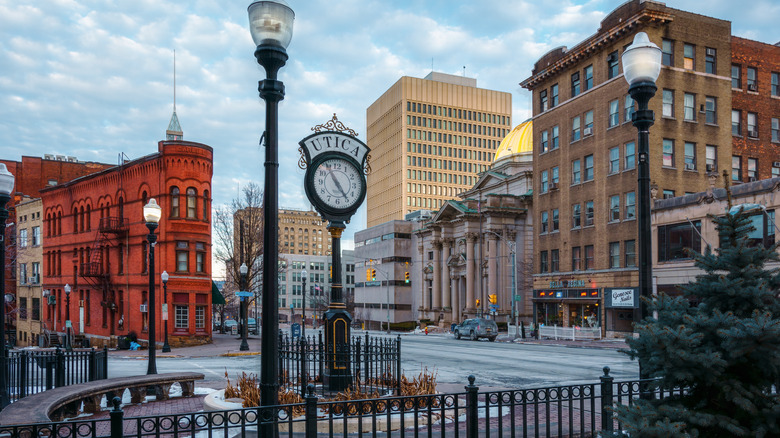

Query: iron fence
<box><xmin>279</xmin><ymin>332</ymin><xmax>402</xmax><ymax>397</ymax></box>
<box><xmin>0</xmin><ymin>368</ymin><xmax>688</xmax><ymax>437</ymax></box>
<box><xmin>5</xmin><ymin>347</ymin><xmax>108</xmax><ymax>402</ymax></box>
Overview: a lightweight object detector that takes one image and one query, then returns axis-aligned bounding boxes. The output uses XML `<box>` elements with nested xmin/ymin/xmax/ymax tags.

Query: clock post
<box><xmin>299</xmin><ymin>114</ymin><xmax>370</xmax><ymax>392</ymax></box>
<box><xmin>323</xmin><ymin>221</ymin><xmax>353</xmax><ymax>391</ymax></box>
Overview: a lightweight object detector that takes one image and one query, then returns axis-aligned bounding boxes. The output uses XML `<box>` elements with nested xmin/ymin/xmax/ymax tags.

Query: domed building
<box><xmin>413</xmin><ymin>120</ymin><xmax>534</xmax><ymax>328</ymax></box>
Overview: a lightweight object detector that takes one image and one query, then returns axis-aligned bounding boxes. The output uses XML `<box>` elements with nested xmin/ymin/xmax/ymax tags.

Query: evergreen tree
<box><xmin>615</xmin><ymin>206</ymin><xmax>780</xmax><ymax>437</ymax></box>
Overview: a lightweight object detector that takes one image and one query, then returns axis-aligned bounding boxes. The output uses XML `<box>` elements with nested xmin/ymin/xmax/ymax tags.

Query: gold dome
<box><xmin>493</xmin><ymin>119</ymin><xmax>532</xmax><ymax>162</ymax></box>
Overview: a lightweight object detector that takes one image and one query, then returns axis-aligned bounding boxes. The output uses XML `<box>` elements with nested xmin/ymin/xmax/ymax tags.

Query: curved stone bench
<box><xmin>0</xmin><ymin>372</ymin><xmax>204</xmax><ymax>425</ymax></box>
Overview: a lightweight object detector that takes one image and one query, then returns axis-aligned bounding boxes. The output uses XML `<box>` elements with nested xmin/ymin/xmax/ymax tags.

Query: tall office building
<box><xmin>366</xmin><ymin>72</ymin><xmax>512</xmax><ymax>227</ymax></box>
<box><xmin>520</xmin><ymin>0</ymin><xmax>732</xmax><ymax>337</ymax></box>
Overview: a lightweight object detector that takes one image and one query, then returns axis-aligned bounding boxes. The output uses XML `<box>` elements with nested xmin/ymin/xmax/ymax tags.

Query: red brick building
<box><xmin>39</xmin><ymin>141</ymin><xmax>214</xmax><ymax>347</ymax></box>
<box><xmin>1</xmin><ymin>156</ymin><xmax>113</xmax><ymax>339</ymax></box>
<box><xmin>730</xmin><ymin>37</ymin><xmax>780</xmax><ymax>182</ymax></box>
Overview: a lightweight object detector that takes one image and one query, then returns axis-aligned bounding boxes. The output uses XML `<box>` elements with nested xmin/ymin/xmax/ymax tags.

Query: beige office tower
<box><xmin>366</xmin><ymin>72</ymin><xmax>512</xmax><ymax>227</ymax></box>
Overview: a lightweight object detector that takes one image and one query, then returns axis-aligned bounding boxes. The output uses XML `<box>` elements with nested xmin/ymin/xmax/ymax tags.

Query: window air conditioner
<box><xmin>549</xmin><ymin>182</ymin><xmax>559</xmax><ymax>190</ymax></box>
<box><xmin>773</xmin><ymin>161</ymin><xmax>780</xmax><ymax>168</ymax></box>
<box><xmin>706</xmin><ymin>164</ymin><xmax>716</xmax><ymax>172</ymax></box>
<box><xmin>583</xmin><ymin>127</ymin><xmax>593</xmax><ymax>136</ymax></box>
<box><xmin>140</xmin><ymin>304</ymin><xmax>148</xmax><ymax>313</ymax></box>
<box><xmin>748</xmin><ymin>130</ymin><xmax>758</xmax><ymax>138</ymax></box>
<box><xmin>685</xmin><ymin>163</ymin><xmax>696</xmax><ymax>171</ymax></box>
<box><xmin>749</xmin><ymin>177</ymin><xmax>758</xmax><ymax>182</ymax></box>
<box><xmin>748</xmin><ymin>83</ymin><xmax>758</xmax><ymax>92</ymax></box>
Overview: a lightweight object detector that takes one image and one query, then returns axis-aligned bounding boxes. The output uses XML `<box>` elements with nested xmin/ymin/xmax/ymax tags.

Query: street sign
<box><xmin>291</xmin><ymin>323</ymin><xmax>301</xmax><ymax>339</ymax></box>
<box><xmin>513</xmin><ymin>294</ymin><xmax>523</xmax><ymax>301</ymax></box>
<box><xmin>489</xmin><ymin>304</ymin><xmax>499</xmax><ymax>312</ymax></box>
<box><xmin>235</xmin><ymin>291</ymin><xmax>252</xmax><ymax>298</ymax></box>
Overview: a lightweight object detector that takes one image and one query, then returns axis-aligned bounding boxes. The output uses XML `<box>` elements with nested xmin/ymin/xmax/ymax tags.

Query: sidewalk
<box><xmin>109</xmin><ymin>332</ymin><xmax>263</xmax><ymax>358</ymax></box>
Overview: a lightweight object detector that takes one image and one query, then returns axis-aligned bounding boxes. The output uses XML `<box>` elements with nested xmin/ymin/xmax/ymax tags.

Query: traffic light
<box><xmin>489</xmin><ymin>294</ymin><xmax>497</xmax><ymax>304</ymax></box>
<box><xmin>404</xmin><ymin>271</ymin><xmax>410</xmax><ymax>283</ymax></box>
<box><xmin>366</xmin><ymin>269</ymin><xmax>371</xmax><ymax>282</ymax></box>
<box><xmin>475</xmin><ymin>299</ymin><xmax>480</xmax><ymax>307</ymax></box>
<box><xmin>371</xmin><ymin>269</ymin><xmax>376</xmax><ymax>281</ymax></box>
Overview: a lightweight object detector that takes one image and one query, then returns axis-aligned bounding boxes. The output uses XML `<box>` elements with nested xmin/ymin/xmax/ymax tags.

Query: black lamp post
<box><xmin>301</xmin><ymin>268</ymin><xmax>307</xmax><ymax>338</ymax></box>
<box><xmin>64</xmin><ymin>284</ymin><xmax>72</xmax><ymax>350</ymax></box>
<box><xmin>161</xmin><ymin>271</ymin><xmax>171</xmax><ymax>353</ymax></box>
<box><xmin>622</xmin><ymin>32</ymin><xmax>661</xmax><ymax>383</ymax></box>
<box><xmin>239</xmin><ymin>263</ymin><xmax>249</xmax><ymax>351</ymax></box>
<box><xmin>143</xmin><ymin>198</ymin><xmax>162</xmax><ymax>375</ymax></box>
<box><xmin>248</xmin><ymin>0</ymin><xmax>294</xmax><ymax>425</ymax></box>
<box><xmin>0</xmin><ymin>163</ymin><xmax>15</xmax><ymax>408</ymax></box>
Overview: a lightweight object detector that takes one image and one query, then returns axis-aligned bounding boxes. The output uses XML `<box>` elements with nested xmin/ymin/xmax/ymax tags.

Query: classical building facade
<box><xmin>366</xmin><ymin>72</ymin><xmax>513</xmax><ymax>227</ymax></box>
<box><xmin>520</xmin><ymin>0</ymin><xmax>733</xmax><ymax>337</ymax></box>
<box><xmin>15</xmin><ymin>197</ymin><xmax>43</xmax><ymax>346</ymax></box>
<box><xmin>39</xmin><ymin>140</ymin><xmax>214</xmax><ymax>347</ymax></box>
<box><xmin>413</xmin><ymin>120</ymin><xmax>534</xmax><ymax>326</ymax></box>
<box><xmin>730</xmin><ymin>37</ymin><xmax>780</xmax><ymax>182</ymax></box>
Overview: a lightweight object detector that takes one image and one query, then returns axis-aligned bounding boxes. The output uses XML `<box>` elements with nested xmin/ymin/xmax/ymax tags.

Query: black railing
<box><xmin>0</xmin><ymin>368</ymin><xmax>686</xmax><ymax>437</ymax></box>
<box><xmin>5</xmin><ymin>347</ymin><xmax>108</xmax><ymax>403</ymax></box>
<box><xmin>279</xmin><ymin>332</ymin><xmax>401</xmax><ymax>397</ymax></box>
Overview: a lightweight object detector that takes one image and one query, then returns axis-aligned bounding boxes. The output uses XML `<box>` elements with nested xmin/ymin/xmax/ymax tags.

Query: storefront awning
<box><xmin>211</xmin><ymin>281</ymin><xmax>226</xmax><ymax>305</ymax></box>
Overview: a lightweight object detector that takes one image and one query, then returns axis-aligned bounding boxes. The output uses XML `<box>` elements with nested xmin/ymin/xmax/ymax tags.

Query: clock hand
<box><xmin>326</xmin><ymin>166</ymin><xmax>350</xmax><ymax>200</ymax></box>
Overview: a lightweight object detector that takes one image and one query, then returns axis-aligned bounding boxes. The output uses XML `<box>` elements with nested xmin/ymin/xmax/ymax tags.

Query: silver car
<box><xmin>454</xmin><ymin>318</ymin><xmax>498</xmax><ymax>342</ymax></box>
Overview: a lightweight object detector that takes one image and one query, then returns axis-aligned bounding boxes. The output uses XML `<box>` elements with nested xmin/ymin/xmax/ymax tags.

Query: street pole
<box><xmin>301</xmin><ymin>268</ymin><xmax>307</xmax><ymax>338</ymax></box>
<box><xmin>249</xmin><ymin>3</ymin><xmax>294</xmax><ymax>426</ymax></box>
<box><xmin>64</xmin><ymin>284</ymin><xmax>72</xmax><ymax>350</ymax></box>
<box><xmin>161</xmin><ymin>271</ymin><xmax>170</xmax><ymax>353</ymax></box>
<box><xmin>240</xmin><ymin>263</ymin><xmax>249</xmax><ymax>351</ymax></box>
<box><xmin>622</xmin><ymin>32</ymin><xmax>661</xmax><ymax>389</ymax></box>
<box><xmin>143</xmin><ymin>198</ymin><xmax>162</xmax><ymax>375</ymax></box>
<box><xmin>0</xmin><ymin>163</ymin><xmax>14</xmax><ymax>408</ymax></box>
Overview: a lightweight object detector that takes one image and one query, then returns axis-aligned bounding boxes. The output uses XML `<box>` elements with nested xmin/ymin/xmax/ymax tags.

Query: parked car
<box><xmin>223</xmin><ymin>320</ymin><xmax>238</xmax><ymax>332</ymax></box>
<box><xmin>453</xmin><ymin>318</ymin><xmax>498</xmax><ymax>342</ymax></box>
<box><xmin>248</xmin><ymin>318</ymin><xmax>257</xmax><ymax>335</ymax></box>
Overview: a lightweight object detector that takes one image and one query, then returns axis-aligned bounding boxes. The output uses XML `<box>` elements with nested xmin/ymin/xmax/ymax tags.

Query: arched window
<box><xmin>118</xmin><ymin>197</ymin><xmax>124</xmax><ymax>225</ymax></box>
<box><xmin>57</xmin><ymin>211</ymin><xmax>62</xmax><ymax>236</ymax></box>
<box><xmin>141</xmin><ymin>191</ymin><xmax>148</xmax><ymax>208</ymax></box>
<box><xmin>86</xmin><ymin>205</ymin><xmax>91</xmax><ymax>231</ymax></box>
<box><xmin>79</xmin><ymin>206</ymin><xmax>85</xmax><ymax>232</ymax></box>
<box><xmin>187</xmin><ymin>187</ymin><xmax>197</xmax><ymax>218</ymax></box>
<box><xmin>73</xmin><ymin>207</ymin><xmax>78</xmax><ymax>233</ymax></box>
<box><xmin>170</xmin><ymin>187</ymin><xmax>180</xmax><ymax>217</ymax></box>
<box><xmin>202</xmin><ymin>190</ymin><xmax>209</xmax><ymax>221</ymax></box>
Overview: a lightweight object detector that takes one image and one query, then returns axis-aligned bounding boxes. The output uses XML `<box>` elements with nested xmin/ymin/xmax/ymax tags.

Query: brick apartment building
<box><xmin>520</xmin><ymin>0</ymin><xmax>732</xmax><ymax>337</ymax></box>
<box><xmin>39</xmin><ymin>141</ymin><xmax>214</xmax><ymax>348</ymax></box>
<box><xmin>1</xmin><ymin>155</ymin><xmax>113</xmax><ymax>341</ymax></box>
<box><xmin>730</xmin><ymin>37</ymin><xmax>780</xmax><ymax>182</ymax></box>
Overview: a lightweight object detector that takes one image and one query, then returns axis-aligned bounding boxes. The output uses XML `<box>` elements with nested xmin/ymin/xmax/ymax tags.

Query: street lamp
<box><xmin>622</xmin><ymin>31</ymin><xmax>661</xmax><ymax>384</ymax></box>
<box><xmin>64</xmin><ymin>284</ymin><xmax>72</xmax><ymax>350</ymax></box>
<box><xmin>239</xmin><ymin>263</ymin><xmax>249</xmax><ymax>351</ymax></box>
<box><xmin>161</xmin><ymin>271</ymin><xmax>171</xmax><ymax>353</ymax></box>
<box><xmin>143</xmin><ymin>198</ymin><xmax>162</xmax><ymax>375</ymax></box>
<box><xmin>301</xmin><ymin>268</ymin><xmax>307</xmax><ymax>338</ymax></box>
<box><xmin>248</xmin><ymin>0</ymin><xmax>294</xmax><ymax>422</ymax></box>
<box><xmin>0</xmin><ymin>163</ymin><xmax>15</xmax><ymax>408</ymax></box>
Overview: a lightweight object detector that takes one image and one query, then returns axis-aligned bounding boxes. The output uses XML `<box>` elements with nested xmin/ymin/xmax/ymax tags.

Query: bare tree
<box><xmin>212</xmin><ymin>183</ymin><xmax>265</xmax><ymax>333</ymax></box>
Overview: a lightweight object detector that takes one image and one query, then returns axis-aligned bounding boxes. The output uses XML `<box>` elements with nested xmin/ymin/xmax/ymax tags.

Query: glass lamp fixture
<box><xmin>161</xmin><ymin>271</ymin><xmax>169</xmax><ymax>283</ymax></box>
<box><xmin>248</xmin><ymin>0</ymin><xmax>295</xmax><ymax>48</ymax></box>
<box><xmin>622</xmin><ymin>32</ymin><xmax>662</xmax><ymax>86</ymax></box>
<box><xmin>0</xmin><ymin>164</ymin><xmax>13</xmax><ymax>196</ymax></box>
<box><xmin>143</xmin><ymin>198</ymin><xmax>162</xmax><ymax>224</ymax></box>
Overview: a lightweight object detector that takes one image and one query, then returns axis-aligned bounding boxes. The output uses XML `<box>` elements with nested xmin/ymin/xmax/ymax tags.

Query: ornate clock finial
<box><xmin>312</xmin><ymin>113</ymin><xmax>359</xmax><ymax>137</ymax></box>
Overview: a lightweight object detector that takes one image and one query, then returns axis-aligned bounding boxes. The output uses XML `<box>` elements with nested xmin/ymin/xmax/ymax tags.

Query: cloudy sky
<box><xmin>1</xmin><ymin>0</ymin><xmax>777</xmax><ymax>258</ymax></box>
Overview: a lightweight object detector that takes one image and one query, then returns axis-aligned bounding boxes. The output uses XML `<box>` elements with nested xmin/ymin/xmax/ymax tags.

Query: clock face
<box><xmin>311</xmin><ymin>157</ymin><xmax>364</xmax><ymax>210</ymax></box>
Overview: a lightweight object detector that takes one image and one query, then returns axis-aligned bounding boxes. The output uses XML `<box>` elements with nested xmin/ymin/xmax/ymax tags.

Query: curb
<box><xmin>220</xmin><ymin>352</ymin><xmax>262</xmax><ymax>357</ymax></box>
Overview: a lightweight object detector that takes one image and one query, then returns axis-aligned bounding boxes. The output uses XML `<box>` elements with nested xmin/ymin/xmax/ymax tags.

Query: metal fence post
<box><xmin>396</xmin><ymin>335</ymin><xmax>402</xmax><ymax>396</ymax></box>
<box><xmin>305</xmin><ymin>384</ymin><xmax>317</xmax><ymax>438</ymax></box>
<box><xmin>102</xmin><ymin>347</ymin><xmax>108</xmax><ymax>379</ymax></box>
<box><xmin>110</xmin><ymin>396</ymin><xmax>124</xmax><ymax>438</ymax></box>
<box><xmin>54</xmin><ymin>347</ymin><xmax>65</xmax><ymax>388</ymax></box>
<box><xmin>354</xmin><ymin>336</ymin><xmax>361</xmax><ymax>385</ymax></box>
<box><xmin>88</xmin><ymin>348</ymin><xmax>96</xmax><ymax>381</ymax></box>
<box><xmin>17</xmin><ymin>351</ymin><xmax>27</xmax><ymax>399</ymax></box>
<box><xmin>466</xmin><ymin>375</ymin><xmax>479</xmax><ymax>438</ymax></box>
<box><xmin>600</xmin><ymin>366</ymin><xmax>614</xmax><ymax>432</ymax></box>
<box><xmin>299</xmin><ymin>338</ymin><xmax>307</xmax><ymax>398</ymax></box>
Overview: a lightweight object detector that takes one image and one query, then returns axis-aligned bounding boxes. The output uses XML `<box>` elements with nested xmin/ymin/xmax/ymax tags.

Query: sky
<box><xmin>1</xmin><ymin>0</ymin><xmax>777</xmax><ymax>261</ymax></box>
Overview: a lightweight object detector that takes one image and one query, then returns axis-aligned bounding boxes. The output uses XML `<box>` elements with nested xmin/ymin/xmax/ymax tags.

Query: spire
<box><xmin>166</xmin><ymin>50</ymin><xmax>183</xmax><ymax>141</ymax></box>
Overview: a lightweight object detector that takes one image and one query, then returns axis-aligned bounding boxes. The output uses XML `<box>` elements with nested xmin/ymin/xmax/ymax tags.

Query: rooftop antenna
<box><xmin>166</xmin><ymin>49</ymin><xmax>183</xmax><ymax>140</ymax></box>
<box><xmin>431</xmin><ymin>57</ymin><xmax>434</xmax><ymax>72</ymax></box>
<box><xmin>463</xmin><ymin>65</ymin><xmax>466</xmax><ymax>77</ymax></box>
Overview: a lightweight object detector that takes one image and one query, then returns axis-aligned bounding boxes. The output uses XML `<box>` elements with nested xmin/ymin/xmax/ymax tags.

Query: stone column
<box><xmin>450</xmin><ymin>273</ymin><xmax>459</xmax><ymax>322</ymax></box>
<box><xmin>418</xmin><ymin>243</ymin><xmax>428</xmax><ymax>311</ymax></box>
<box><xmin>487</xmin><ymin>233</ymin><xmax>499</xmax><ymax>307</ymax></box>
<box><xmin>432</xmin><ymin>240</ymin><xmax>442</xmax><ymax>311</ymax></box>
<box><xmin>466</xmin><ymin>233</ymin><xmax>478</xmax><ymax>312</ymax></box>
<box><xmin>442</xmin><ymin>240</ymin><xmax>452</xmax><ymax>310</ymax></box>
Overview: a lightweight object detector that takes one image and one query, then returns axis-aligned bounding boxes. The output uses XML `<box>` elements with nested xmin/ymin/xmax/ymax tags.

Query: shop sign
<box><xmin>605</xmin><ymin>287</ymin><xmax>639</xmax><ymax>308</ymax></box>
<box><xmin>549</xmin><ymin>279</ymin><xmax>587</xmax><ymax>288</ymax></box>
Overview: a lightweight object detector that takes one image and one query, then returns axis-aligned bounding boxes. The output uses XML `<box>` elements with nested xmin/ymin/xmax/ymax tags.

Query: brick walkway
<box><xmin>88</xmin><ymin>395</ymin><xmax>208</xmax><ymax>436</ymax></box>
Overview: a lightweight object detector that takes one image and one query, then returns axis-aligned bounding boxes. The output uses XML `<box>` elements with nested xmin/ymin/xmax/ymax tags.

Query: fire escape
<box><xmin>80</xmin><ymin>216</ymin><xmax>127</xmax><ymax>315</ymax></box>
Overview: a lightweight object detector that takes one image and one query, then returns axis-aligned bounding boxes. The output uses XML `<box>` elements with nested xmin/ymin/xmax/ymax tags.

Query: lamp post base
<box><xmin>323</xmin><ymin>306</ymin><xmax>352</xmax><ymax>392</ymax></box>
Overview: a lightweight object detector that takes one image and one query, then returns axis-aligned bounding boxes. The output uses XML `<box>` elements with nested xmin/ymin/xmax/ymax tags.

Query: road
<box><xmin>106</xmin><ymin>331</ymin><xmax>638</xmax><ymax>391</ymax></box>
